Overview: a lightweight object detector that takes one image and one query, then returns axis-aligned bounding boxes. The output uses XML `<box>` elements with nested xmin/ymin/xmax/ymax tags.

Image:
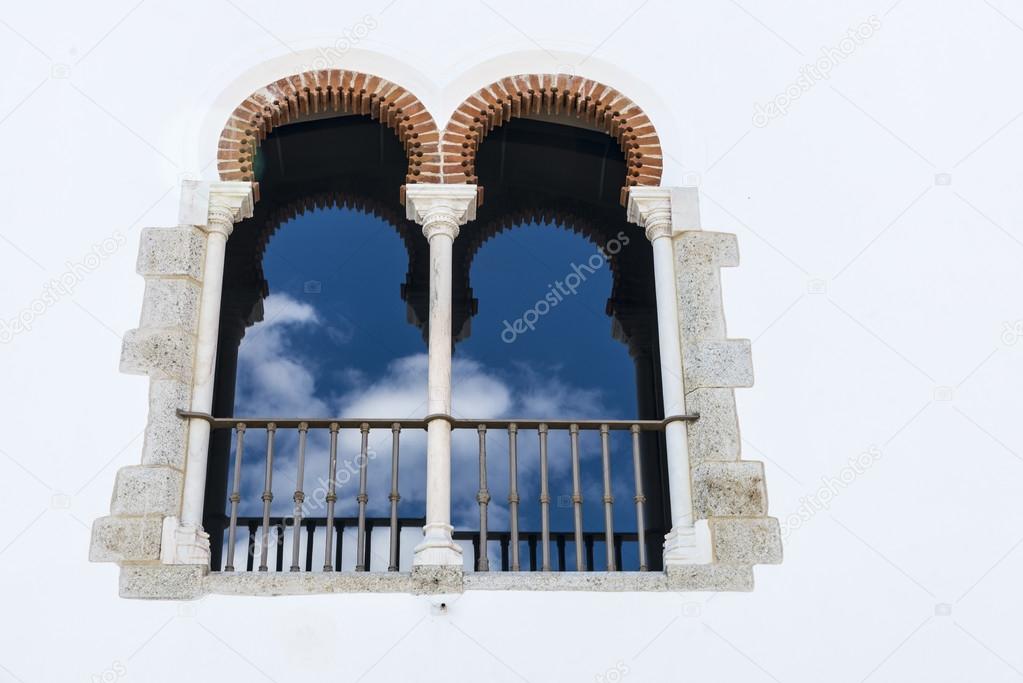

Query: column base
<box><xmin>413</xmin><ymin>523</ymin><xmax>464</xmax><ymax>567</ymax></box>
<box><xmin>411</xmin><ymin>565</ymin><xmax>464</xmax><ymax>594</ymax></box>
<box><xmin>663</xmin><ymin>519</ymin><xmax>713</xmax><ymax>566</ymax></box>
<box><xmin>160</xmin><ymin>516</ymin><xmax>211</xmax><ymax>566</ymax></box>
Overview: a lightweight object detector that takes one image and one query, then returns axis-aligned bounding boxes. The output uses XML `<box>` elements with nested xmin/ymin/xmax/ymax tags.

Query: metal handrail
<box><xmin>190</xmin><ymin>408</ymin><xmax>700</xmax><ymax>573</ymax></box>
<box><xmin>178</xmin><ymin>410</ymin><xmax>697</xmax><ymax>431</ymax></box>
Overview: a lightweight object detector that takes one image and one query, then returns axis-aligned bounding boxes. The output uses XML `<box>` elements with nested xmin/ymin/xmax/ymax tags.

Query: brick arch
<box><xmin>217</xmin><ymin>70</ymin><xmax>442</xmax><ymax>197</ymax></box>
<box><xmin>441</xmin><ymin>74</ymin><xmax>663</xmax><ymax>204</ymax></box>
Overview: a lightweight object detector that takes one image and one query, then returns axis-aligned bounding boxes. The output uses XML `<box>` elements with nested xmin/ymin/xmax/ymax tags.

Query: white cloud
<box><xmin>236</xmin><ymin>293</ymin><xmax>328</xmax><ymax>416</ymax></box>
<box><xmin>261</xmin><ymin>292</ymin><xmax>319</xmax><ymax>325</ymax></box>
<box><xmin>233</xmin><ymin>294</ymin><xmax>615</xmax><ymax>534</ymax></box>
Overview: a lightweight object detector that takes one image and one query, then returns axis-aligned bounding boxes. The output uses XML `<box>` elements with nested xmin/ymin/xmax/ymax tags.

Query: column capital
<box><xmin>404</xmin><ymin>184</ymin><xmax>478</xmax><ymax>240</ymax></box>
<box><xmin>626</xmin><ymin>186</ymin><xmax>701</xmax><ymax>241</ymax></box>
<box><xmin>178</xmin><ymin>180</ymin><xmax>255</xmax><ymax>238</ymax></box>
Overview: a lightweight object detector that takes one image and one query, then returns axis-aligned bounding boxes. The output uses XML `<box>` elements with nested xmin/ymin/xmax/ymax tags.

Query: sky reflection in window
<box><xmin>228</xmin><ymin>206</ymin><xmax>646</xmax><ymax>569</ymax></box>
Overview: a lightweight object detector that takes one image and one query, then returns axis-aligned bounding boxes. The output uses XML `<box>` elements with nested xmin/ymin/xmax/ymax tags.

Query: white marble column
<box><xmin>627</xmin><ymin>187</ymin><xmax>711</xmax><ymax>565</ymax></box>
<box><xmin>164</xmin><ymin>181</ymin><xmax>254</xmax><ymax>565</ymax></box>
<box><xmin>404</xmin><ymin>184</ymin><xmax>478</xmax><ymax>566</ymax></box>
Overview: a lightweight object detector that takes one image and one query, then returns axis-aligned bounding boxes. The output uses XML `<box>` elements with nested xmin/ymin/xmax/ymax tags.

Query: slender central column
<box><xmin>166</xmin><ymin>182</ymin><xmax>253</xmax><ymax>565</ymax></box>
<box><xmin>420</xmin><ymin>220</ymin><xmax>459</xmax><ymax>564</ymax></box>
<box><xmin>405</xmin><ymin>184</ymin><xmax>478</xmax><ymax>567</ymax></box>
<box><xmin>627</xmin><ymin>187</ymin><xmax>711</xmax><ymax>566</ymax></box>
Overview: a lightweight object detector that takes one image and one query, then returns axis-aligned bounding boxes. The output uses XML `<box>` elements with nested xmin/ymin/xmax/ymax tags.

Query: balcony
<box><xmin>186</xmin><ymin>411</ymin><xmax>703</xmax><ymax>591</ymax></box>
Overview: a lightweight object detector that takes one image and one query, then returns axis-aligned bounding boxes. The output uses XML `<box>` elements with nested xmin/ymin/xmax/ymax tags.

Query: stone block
<box><xmin>683</xmin><ymin>339</ymin><xmax>753</xmax><ymax>391</ymax></box>
<box><xmin>119</xmin><ymin>327</ymin><xmax>195</xmax><ymax>381</ymax></box>
<box><xmin>677</xmin><ymin>265</ymin><xmax>727</xmax><ymax>340</ymax></box>
<box><xmin>411</xmin><ymin>566</ymin><xmax>463</xmax><ymax>595</ymax></box>
<box><xmin>119</xmin><ymin>564</ymin><xmax>206</xmax><ymax>600</ymax></box>
<box><xmin>685</xmin><ymin>388</ymin><xmax>740</xmax><ymax>463</ymax></box>
<box><xmin>89</xmin><ymin>515</ymin><xmax>163</xmax><ymax>563</ymax></box>
<box><xmin>463</xmin><ymin>572</ymin><xmax>668</xmax><ymax>592</ymax></box>
<box><xmin>693</xmin><ymin>461</ymin><xmax>768</xmax><ymax>518</ymax></box>
<box><xmin>139</xmin><ymin>278</ymin><xmax>201</xmax><ymax>332</ymax></box>
<box><xmin>665</xmin><ymin>563</ymin><xmax>754</xmax><ymax>591</ymax></box>
<box><xmin>675</xmin><ymin>230</ymin><xmax>739</xmax><ymax>269</ymax></box>
<box><xmin>110</xmin><ymin>466</ymin><xmax>182</xmax><ymax>516</ymax></box>
<box><xmin>136</xmin><ymin>227</ymin><xmax>205</xmax><ymax>280</ymax></box>
<box><xmin>206</xmin><ymin>571</ymin><xmax>412</xmax><ymax>596</ymax></box>
<box><xmin>141</xmin><ymin>379</ymin><xmax>192</xmax><ymax>468</ymax></box>
<box><xmin>709</xmin><ymin>517</ymin><xmax>782</xmax><ymax>565</ymax></box>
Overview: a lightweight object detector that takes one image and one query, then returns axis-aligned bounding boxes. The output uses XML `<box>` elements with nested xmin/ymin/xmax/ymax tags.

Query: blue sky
<box><xmin>237</xmin><ymin>206</ymin><xmax>637</xmax><ymax>418</ymax></box>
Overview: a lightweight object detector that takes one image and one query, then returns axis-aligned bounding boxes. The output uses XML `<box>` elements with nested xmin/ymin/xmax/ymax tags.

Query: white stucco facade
<box><xmin>2</xmin><ymin>2</ymin><xmax>1023</xmax><ymax>681</ymax></box>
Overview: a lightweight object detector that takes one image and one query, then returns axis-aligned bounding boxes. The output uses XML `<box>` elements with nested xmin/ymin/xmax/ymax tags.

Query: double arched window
<box><xmin>95</xmin><ymin>69</ymin><xmax>778</xmax><ymax>596</ymax></box>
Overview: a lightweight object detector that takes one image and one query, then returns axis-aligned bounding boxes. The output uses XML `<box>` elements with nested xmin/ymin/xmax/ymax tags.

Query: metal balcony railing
<box><xmin>225</xmin><ymin>515</ymin><xmax>426</xmax><ymax>572</ymax></box>
<box><xmin>182</xmin><ymin>411</ymin><xmax>698</xmax><ymax>573</ymax></box>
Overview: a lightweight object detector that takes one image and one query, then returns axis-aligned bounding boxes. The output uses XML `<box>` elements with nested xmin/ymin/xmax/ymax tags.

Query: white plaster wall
<box><xmin>2</xmin><ymin>1</ymin><xmax>1022</xmax><ymax>681</ymax></box>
